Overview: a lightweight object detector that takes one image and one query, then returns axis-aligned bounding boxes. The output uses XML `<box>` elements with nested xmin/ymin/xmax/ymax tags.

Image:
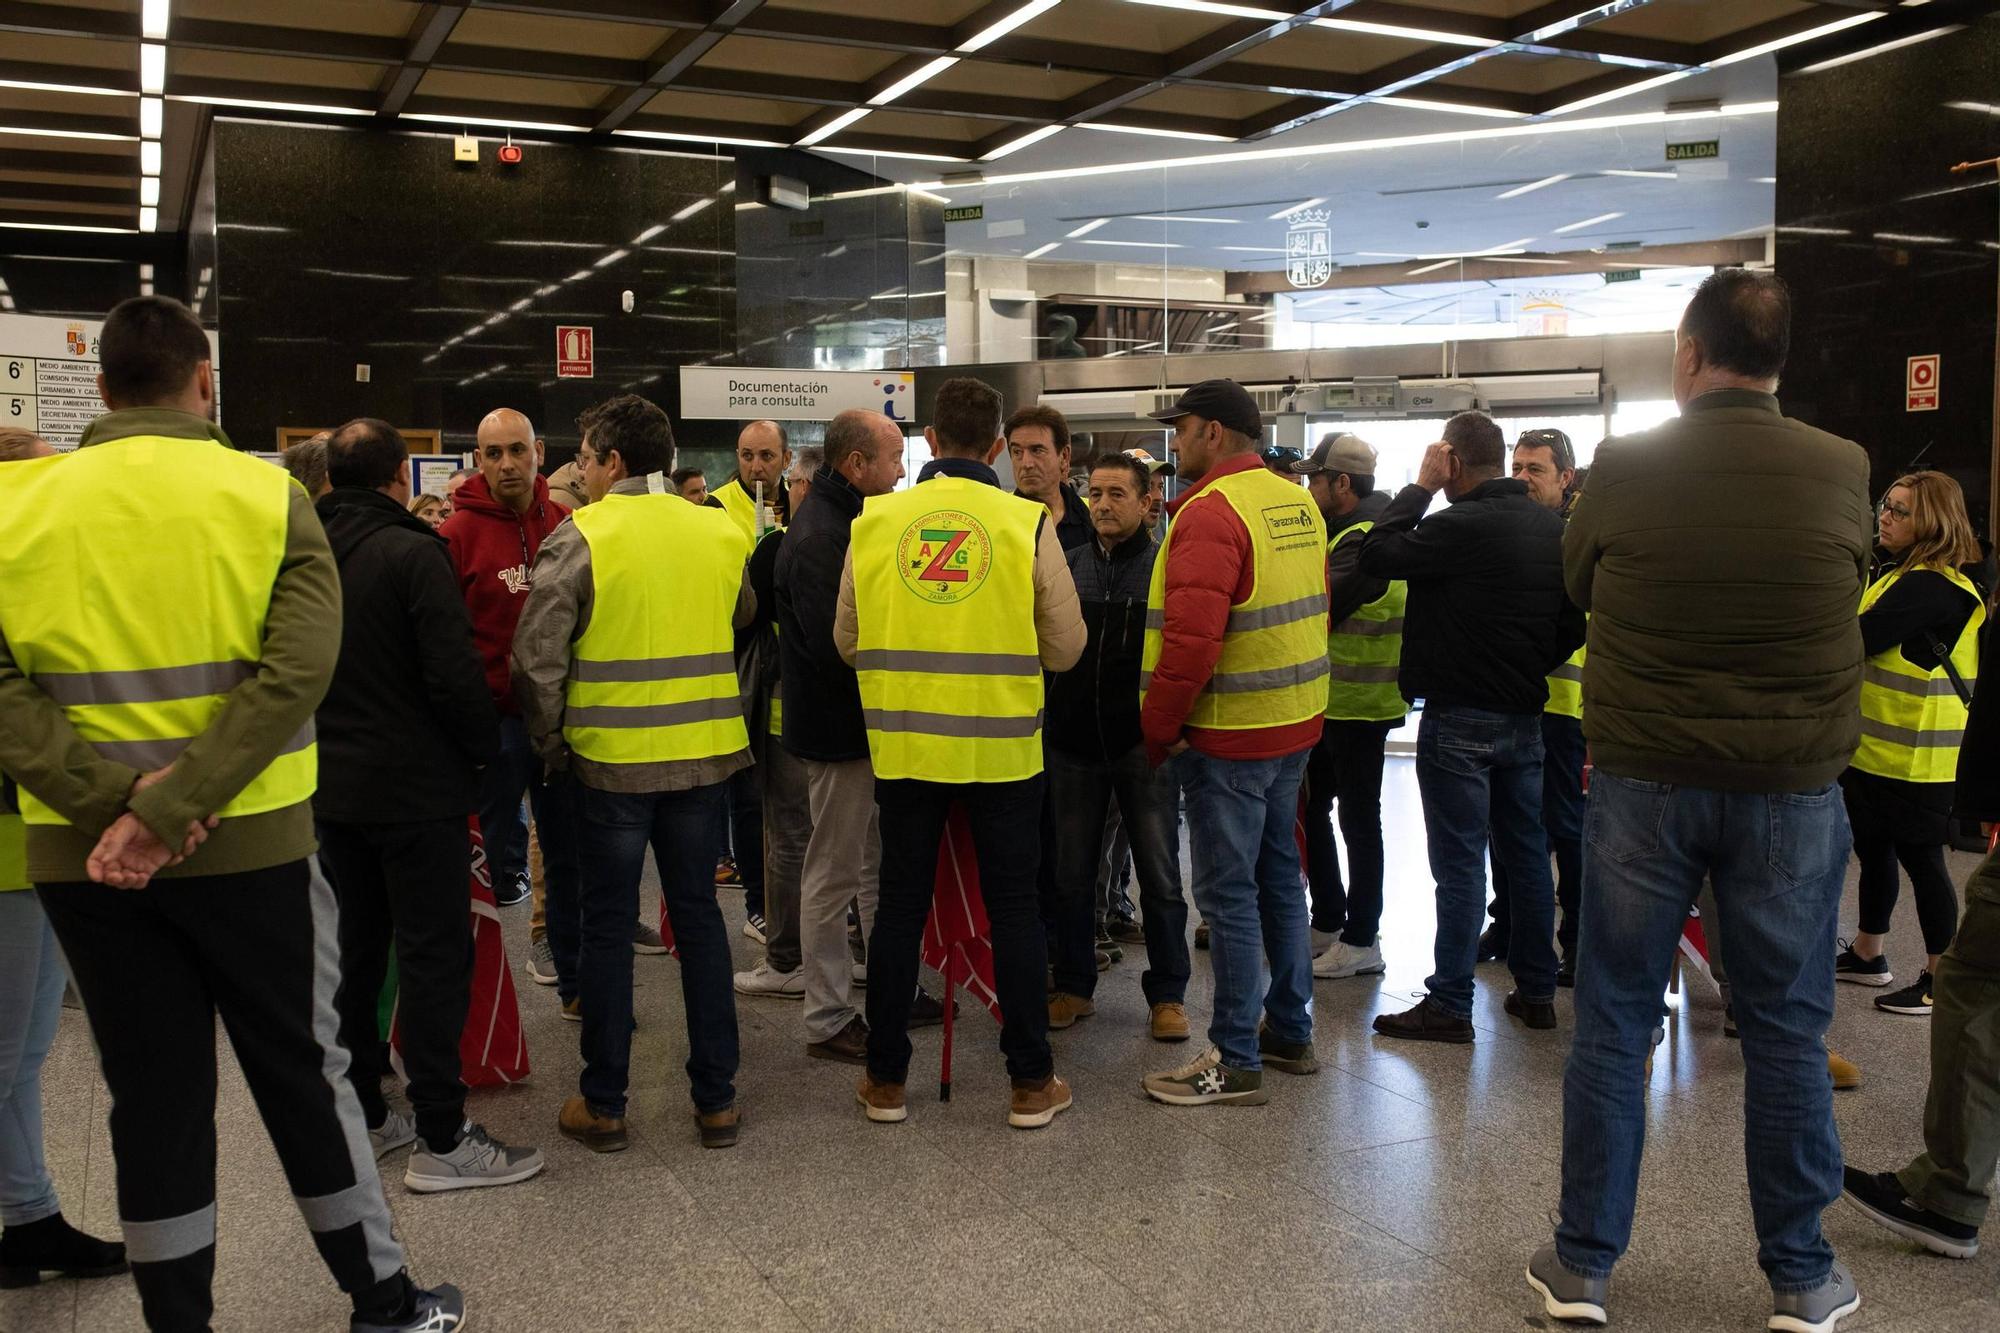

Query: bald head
<box><xmin>475</xmin><ymin>406</ymin><xmax>542</xmax><ymax>513</ymax></box>
<box><xmin>735</xmin><ymin>419</ymin><xmax>790</xmax><ymax>492</ymax></box>
<box><xmin>826</xmin><ymin>409</ymin><xmax>906</xmax><ymax>498</ymax></box>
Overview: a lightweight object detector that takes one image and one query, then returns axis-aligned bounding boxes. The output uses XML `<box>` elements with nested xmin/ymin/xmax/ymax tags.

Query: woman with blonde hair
<box><xmin>408</xmin><ymin>491</ymin><xmax>449</xmax><ymax>530</ymax></box>
<box><xmin>1836</xmin><ymin>470</ymin><xmax>1988</xmax><ymax>1015</ymax></box>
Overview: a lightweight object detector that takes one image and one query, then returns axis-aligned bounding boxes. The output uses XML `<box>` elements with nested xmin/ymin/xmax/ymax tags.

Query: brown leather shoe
<box><xmin>696</xmin><ymin>1105</ymin><xmax>740</xmax><ymax>1149</ymax></box>
<box><xmin>808</xmin><ymin>1015</ymin><xmax>869</xmax><ymax>1064</ymax></box>
<box><xmin>1828</xmin><ymin>1048</ymin><xmax>1862</xmax><ymax>1090</ymax></box>
<box><xmin>1373</xmin><ymin>994</ymin><xmax>1475</xmax><ymax>1044</ymax></box>
<box><xmin>558</xmin><ymin>1094</ymin><xmax>627</xmax><ymax>1152</ymax></box>
<box><xmin>1149</xmin><ymin>1002</ymin><xmax>1191</xmax><ymax>1042</ymax></box>
<box><xmin>1008</xmin><ymin>1073</ymin><xmax>1072</xmax><ymax>1129</ymax></box>
<box><xmin>856</xmin><ymin>1072</ymin><xmax>907</xmax><ymax>1123</ymax></box>
<box><xmin>1047</xmin><ymin>992</ymin><xmax>1095</xmax><ymax>1029</ymax></box>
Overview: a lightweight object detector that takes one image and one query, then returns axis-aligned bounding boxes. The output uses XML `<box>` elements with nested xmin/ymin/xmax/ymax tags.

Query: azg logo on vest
<box><xmin>896</xmin><ymin>510</ymin><xmax>993</xmax><ymax>604</ymax></box>
<box><xmin>1260</xmin><ymin>503</ymin><xmax>1320</xmax><ymax>550</ymax></box>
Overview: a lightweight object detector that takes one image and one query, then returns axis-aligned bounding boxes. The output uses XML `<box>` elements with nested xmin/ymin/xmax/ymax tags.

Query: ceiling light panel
<box><xmin>142</xmin><ymin>0</ymin><xmax>171</xmax><ymax>41</ymax></box>
<box><xmin>797</xmin><ymin>107</ymin><xmax>870</xmax><ymax>146</ymax></box>
<box><xmin>140</xmin><ymin>44</ymin><xmax>166</xmax><ymax>95</ymax></box>
<box><xmin>1552</xmin><ymin>211</ymin><xmax>1625</xmax><ymax>233</ymax></box>
<box><xmin>960</xmin><ymin>0</ymin><xmax>1063</xmax><ymax>52</ymax></box>
<box><xmin>139</xmin><ymin>97</ymin><xmax>163</xmax><ymax>139</ymax></box>
<box><xmin>1313</xmin><ymin>18</ymin><xmax>1496</xmax><ymax>47</ymax></box>
<box><xmin>982</xmin><ymin>124</ymin><xmax>1065</xmax><ymax>161</ymax></box>
<box><xmin>870</xmin><ymin>56</ymin><xmax>959</xmax><ymax>106</ymax></box>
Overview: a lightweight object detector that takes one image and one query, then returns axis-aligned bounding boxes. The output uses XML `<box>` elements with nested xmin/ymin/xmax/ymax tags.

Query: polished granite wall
<box><xmin>1775</xmin><ymin>18</ymin><xmax>1999</xmax><ymax>530</ymax></box>
<box><xmin>209</xmin><ymin>119</ymin><xmax>737</xmax><ymax>456</ymax></box>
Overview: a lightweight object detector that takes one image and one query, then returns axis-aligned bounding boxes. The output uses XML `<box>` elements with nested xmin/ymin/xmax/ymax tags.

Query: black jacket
<box><xmin>313</xmin><ymin>488</ymin><xmax>499</xmax><ymax>823</ymax></box>
<box><xmin>775</xmin><ymin>464</ymin><xmax>869</xmax><ymax>762</ymax></box>
<box><xmin>1048</xmin><ymin>528</ymin><xmax>1157</xmax><ymax>762</ymax></box>
<box><xmin>1358</xmin><ymin>477</ymin><xmax>1584</xmax><ymax>714</ymax></box>
<box><xmin>1325</xmin><ymin>490</ymin><xmax>1393</xmax><ymax>626</ymax></box>
<box><xmin>1957</xmin><ymin>618</ymin><xmax>2000</xmax><ymax>821</ymax></box>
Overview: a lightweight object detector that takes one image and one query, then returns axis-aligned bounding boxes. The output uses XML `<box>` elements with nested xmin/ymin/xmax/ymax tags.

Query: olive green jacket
<box><xmin>1563</xmin><ymin>389</ymin><xmax>1873</xmax><ymax>793</ymax></box>
<box><xmin>0</xmin><ymin>409</ymin><xmax>340</xmax><ymax>882</ymax></box>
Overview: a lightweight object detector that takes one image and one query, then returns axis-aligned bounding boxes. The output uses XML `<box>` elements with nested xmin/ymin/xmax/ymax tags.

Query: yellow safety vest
<box><xmin>1853</xmin><ymin>565</ymin><xmax>1983</xmax><ymax>783</ymax></box>
<box><xmin>1324</xmin><ymin>517</ymin><xmax>1406</xmax><ymax>723</ymax></box>
<box><xmin>1546</xmin><ymin>644</ymin><xmax>1585</xmax><ymax>721</ymax></box>
<box><xmin>851</xmin><ymin>475</ymin><xmax>1045</xmax><ymax>783</ymax></box>
<box><xmin>0</xmin><ymin>439</ymin><xmax>316</xmax><ymax>827</ymax></box>
<box><xmin>1142</xmin><ymin>466</ymin><xmax>1330</xmax><ymax>730</ymax></box>
<box><xmin>0</xmin><ymin>783</ymin><xmax>25</xmax><ymax>891</ymax></box>
<box><xmin>563</xmin><ymin>493</ymin><xmax>750</xmax><ymax>765</ymax></box>
<box><xmin>711</xmin><ymin>474</ymin><xmax>769</xmax><ymax>543</ymax></box>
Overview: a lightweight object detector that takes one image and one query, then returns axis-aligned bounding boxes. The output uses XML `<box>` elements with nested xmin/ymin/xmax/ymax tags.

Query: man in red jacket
<box><xmin>440</xmin><ymin>408</ymin><xmax>581</xmax><ymax>995</ymax></box>
<box><xmin>1136</xmin><ymin>380</ymin><xmax>1329</xmax><ymax>1109</ymax></box>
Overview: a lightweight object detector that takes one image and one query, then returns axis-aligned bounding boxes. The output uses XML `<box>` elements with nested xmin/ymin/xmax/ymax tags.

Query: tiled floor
<box><xmin>9</xmin><ymin>757</ymin><xmax>1996</xmax><ymax>1332</ymax></box>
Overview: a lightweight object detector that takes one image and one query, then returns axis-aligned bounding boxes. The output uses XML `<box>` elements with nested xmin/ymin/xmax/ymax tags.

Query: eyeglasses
<box><xmin>1878</xmin><ymin>500</ymin><xmax>1911</xmax><ymax>519</ymax></box>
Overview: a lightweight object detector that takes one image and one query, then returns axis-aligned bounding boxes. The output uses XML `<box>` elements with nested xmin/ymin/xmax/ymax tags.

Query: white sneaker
<box><xmin>369</xmin><ymin>1109</ymin><xmax>417</xmax><ymax>1159</ymax></box>
<box><xmin>734</xmin><ymin>961</ymin><xmax>805</xmax><ymax>998</ymax></box>
<box><xmin>1312</xmin><ymin>938</ymin><xmax>1386</xmax><ymax>979</ymax></box>
<box><xmin>1310</xmin><ymin>928</ymin><xmax>1340</xmax><ymax>954</ymax></box>
<box><xmin>743</xmin><ymin>912</ymin><xmax>767</xmax><ymax>944</ymax></box>
<box><xmin>851</xmin><ymin>961</ymin><xmax>868</xmax><ymax>987</ymax></box>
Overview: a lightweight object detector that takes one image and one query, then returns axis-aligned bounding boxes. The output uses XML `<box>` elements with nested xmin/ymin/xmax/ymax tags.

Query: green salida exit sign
<box><xmin>1666</xmin><ymin>139</ymin><xmax>1719</xmax><ymax>162</ymax></box>
<box><xmin>943</xmin><ymin>205</ymin><xmax>984</xmax><ymax>223</ymax></box>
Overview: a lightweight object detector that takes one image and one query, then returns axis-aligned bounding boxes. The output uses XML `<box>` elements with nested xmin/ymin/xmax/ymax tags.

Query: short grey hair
<box><xmin>789</xmin><ymin>445</ymin><xmax>824</xmax><ymax>479</ymax></box>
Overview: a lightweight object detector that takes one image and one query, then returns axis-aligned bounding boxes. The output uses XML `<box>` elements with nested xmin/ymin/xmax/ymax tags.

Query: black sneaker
<box><xmin>1556</xmin><ymin>955</ymin><xmax>1576</xmax><ymax>989</ymax></box>
<box><xmin>1256</xmin><ymin>1023</ymin><xmax>1319</xmax><ymax>1075</ymax></box>
<box><xmin>1834</xmin><ymin>941</ymin><xmax>1892</xmax><ymax>987</ymax></box>
<box><xmin>351</xmin><ymin>1282</ymin><xmax>466</xmax><ymax>1332</ymax></box>
<box><xmin>1475</xmin><ymin>923</ymin><xmax>1507</xmax><ymax>963</ymax></box>
<box><xmin>1373</xmin><ymin>994</ymin><xmax>1475</xmax><ymax>1044</ymax></box>
<box><xmin>1106</xmin><ymin>916</ymin><xmax>1146</xmax><ymax>946</ymax></box>
<box><xmin>1874</xmin><ymin>971</ymin><xmax>1933</xmax><ymax>1016</ymax></box>
<box><xmin>1724</xmin><ymin>1003</ymin><xmax>1738</xmax><ymax>1040</ymax></box>
<box><xmin>1505</xmin><ymin>990</ymin><xmax>1557</xmax><ymax>1031</ymax></box>
<box><xmin>1841</xmin><ymin>1166</ymin><xmax>1980</xmax><ymax>1259</ymax></box>
<box><xmin>908</xmin><ymin>988</ymin><xmax>955</xmax><ymax>1029</ymax></box>
<box><xmin>493</xmin><ymin>871</ymin><xmax>530</xmax><ymax>907</ymax></box>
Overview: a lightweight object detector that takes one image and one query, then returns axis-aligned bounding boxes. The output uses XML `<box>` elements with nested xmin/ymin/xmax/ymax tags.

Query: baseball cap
<box><xmin>545</xmin><ymin>460</ymin><xmax>589</xmax><ymax>509</ymax></box>
<box><xmin>1147</xmin><ymin>378</ymin><xmax>1263</xmax><ymax>440</ymax></box>
<box><xmin>1292</xmin><ymin>432</ymin><xmax>1378</xmax><ymax>478</ymax></box>
<box><xmin>1121</xmin><ymin>446</ymin><xmax>1177</xmax><ymax>477</ymax></box>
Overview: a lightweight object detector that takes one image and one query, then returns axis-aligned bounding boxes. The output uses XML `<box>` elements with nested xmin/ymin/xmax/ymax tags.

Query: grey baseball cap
<box><xmin>1292</xmin><ymin>432</ymin><xmax>1378</xmax><ymax>477</ymax></box>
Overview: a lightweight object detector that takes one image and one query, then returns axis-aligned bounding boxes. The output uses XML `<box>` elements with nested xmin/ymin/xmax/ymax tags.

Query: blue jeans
<box><xmin>1558</xmin><ymin>771</ymin><xmax>1849</xmax><ymax>1291</ymax></box>
<box><xmin>576</xmin><ymin>781</ymin><xmax>738</xmax><ymax>1116</ymax></box>
<box><xmin>1178</xmin><ymin>747</ymin><xmax>1313</xmax><ymax>1070</ymax></box>
<box><xmin>1415</xmin><ymin>705</ymin><xmax>1558</xmax><ymax>1016</ymax></box>
<box><xmin>0</xmin><ymin>892</ymin><xmax>65</xmax><ymax>1226</ymax></box>
<box><xmin>1047</xmin><ymin>746</ymin><xmax>1189</xmax><ymax>1005</ymax></box>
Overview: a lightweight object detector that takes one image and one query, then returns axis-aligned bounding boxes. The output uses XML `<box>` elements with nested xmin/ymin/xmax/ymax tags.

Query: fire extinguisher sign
<box><xmin>556</xmin><ymin>326</ymin><xmax>594</xmax><ymax>379</ymax></box>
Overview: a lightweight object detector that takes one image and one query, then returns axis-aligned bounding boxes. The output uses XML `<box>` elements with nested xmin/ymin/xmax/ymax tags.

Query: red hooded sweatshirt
<box><xmin>439</xmin><ymin>472</ymin><xmax>563</xmax><ymax>714</ymax></box>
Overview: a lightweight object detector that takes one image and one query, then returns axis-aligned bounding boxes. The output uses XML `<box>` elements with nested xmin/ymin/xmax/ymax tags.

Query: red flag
<box><xmin>922</xmin><ymin>804</ymin><xmax>1001</xmax><ymax>1021</ymax></box>
<box><xmin>390</xmin><ymin>817</ymin><xmax>530</xmax><ymax>1086</ymax></box>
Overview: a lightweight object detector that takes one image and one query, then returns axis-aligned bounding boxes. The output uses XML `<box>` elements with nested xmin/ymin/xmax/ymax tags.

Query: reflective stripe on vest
<box><xmin>851</xmin><ymin>476</ymin><xmax>1045</xmax><ymax>782</ymax></box>
<box><xmin>0</xmin><ymin>438</ymin><xmax>314</xmax><ymax>827</ymax></box>
<box><xmin>1546</xmin><ymin>646</ymin><xmax>1585</xmax><ymax>721</ymax></box>
<box><xmin>1324</xmin><ymin>517</ymin><xmax>1406</xmax><ymax>722</ymax></box>
<box><xmin>1851</xmin><ymin>565</ymin><xmax>1983</xmax><ymax>783</ymax></box>
<box><xmin>562</xmin><ymin>494</ymin><xmax>750</xmax><ymax>765</ymax></box>
<box><xmin>1141</xmin><ymin>467</ymin><xmax>1329</xmax><ymax>731</ymax></box>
